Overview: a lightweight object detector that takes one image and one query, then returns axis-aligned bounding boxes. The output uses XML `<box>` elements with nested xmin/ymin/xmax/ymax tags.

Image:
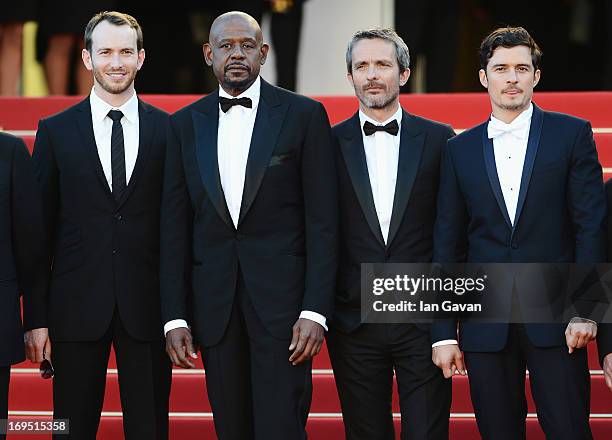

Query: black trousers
<box><xmin>52</xmin><ymin>309</ymin><xmax>172</xmax><ymax>440</ymax></box>
<box><xmin>464</xmin><ymin>324</ymin><xmax>592</xmax><ymax>440</ymax></box>
<box><xmin>327</xmin><ymin>324</ymin><xmax>451</xmax><ymax>440</ymax></box>
<box><xmin>0</xmin><ymin>366</ymin><xmax>8</xmax><ymax>440</ymax></box>
<box><xmin>203</xmin><ymin>275</ymin><xmax>312</xmax><ymax>440</ymax></box>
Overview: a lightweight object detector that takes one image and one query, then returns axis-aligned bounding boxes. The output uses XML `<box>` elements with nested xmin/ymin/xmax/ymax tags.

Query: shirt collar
<box><xmin>489</xmin><ymin>102</ymin><xmax>533</xmax><ymax>130</ymax></box>
<box><xmin>218</xmin><ymin>76</ymin><xmax>261</xmax><ymax>110</ymax></box>
<box><xmin>358</xmin><ymin>104</ymin><xmax>403</xmax><ymax>132</ymax></box>
<box><xmin>90</xmin><ymin>87</ymin><xmax>139</xmax><ymax>124</ymax></box>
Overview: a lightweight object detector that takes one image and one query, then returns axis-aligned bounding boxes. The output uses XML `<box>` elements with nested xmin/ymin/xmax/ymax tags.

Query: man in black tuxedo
<box><xmin>161</xmin><ymin>11</ymin><xmax>337</xmax><ymax>440</ymax></box>
<box><xmin>0</xmin><ymin>132</ymin><xmax>46</xmax><ymax>439</ymax></box>
<box><xmin>327</xmin><ymin>29</ymin><xmax>453</xmax><ymax>439</ymax></box>
<box><xmin>600</xmin><ymin>180</ymin><xmax>612</xmax><ymax>391</ymax></box>
<box><xmin>432</xmin><ymin>27</ymin><xmax>606</xmax><ymax>439</ymax></box>
<box><xmin>26</xmin><ymin>12</ymin><xmax>171</xmax><ymax>439</ymax></box>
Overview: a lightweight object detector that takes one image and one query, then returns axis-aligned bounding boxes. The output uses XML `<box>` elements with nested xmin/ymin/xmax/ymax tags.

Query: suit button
<box><xmin>115</xmin><ymin>214</ymin><xmax>123</xmax><ymax>221</ymax></box>
<box><xmin>511</xmin><ymin>242</ymin><xmax>518</xmax><ymax>249</ymax></box>
<box><xmin>112</xmin><ymin>249</ymin><xmax>118</xmax><ymax>254</ymax></box>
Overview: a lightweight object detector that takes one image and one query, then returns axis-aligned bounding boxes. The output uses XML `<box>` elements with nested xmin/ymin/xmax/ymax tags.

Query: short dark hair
<box><xmin>346</xmin><ymin>28</ymin><xmax>410</xmax><ymax>74</ymax></box>
<box><xmin>479</xmin><ymin>26</ymin><xmax>542</xmax><ymax>71</ymax></box>
<box><xmin>84</xmin><ymin>11</ymin><xmax>143</xmax><ymax>53</ymax></box>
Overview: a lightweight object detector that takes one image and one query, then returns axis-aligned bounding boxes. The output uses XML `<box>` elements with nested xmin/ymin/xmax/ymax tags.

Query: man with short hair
<box><xmin>0</xmin><ymin>132</ymin><xmax>46</xmax><ymax>440</ymax></box>
<box><xmin>161</xmin><ymin>11</ymin><xmax>337</xmax><ymax>440</ymax></box>
<box><xmin>432</xmin><ymin>27</ymin><xmax>606</xmax><ymax>439</ymax></box>
<box><xmin>27</xmin><ymin>11</ymin><xmax>171</xmax><ymax>439</ymax></box>
<box><xmin>328</xmin><ymin>28</ymin><xmax>453</xmax><ymax>439</ymax></box>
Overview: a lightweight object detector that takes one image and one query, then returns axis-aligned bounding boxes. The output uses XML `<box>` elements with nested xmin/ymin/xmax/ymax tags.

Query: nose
<box><xmin>230</xmin><ymin>45</ymin><xmax>246</xmax><ymax>60</ymax></box>
<box><xmin>366</xmin><ymin>65</ymin><xmax>378</xmax><ymax>80</ymax></box>
<box><xmin>110</xmin><ymin>52</ymin><xmax>123</xmax><ymax>68</ymax></box>
<box><xmin>506</xmin><ymin>69</ymin><xmax>519</xmax><ymax>83</ymax></box>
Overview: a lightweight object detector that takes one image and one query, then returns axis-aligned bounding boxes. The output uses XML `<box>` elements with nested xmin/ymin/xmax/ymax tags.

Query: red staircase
<box><xmin>2</xmin><ymin>92</ymin><xmax>611</xmax><ymax>439</ymax></box>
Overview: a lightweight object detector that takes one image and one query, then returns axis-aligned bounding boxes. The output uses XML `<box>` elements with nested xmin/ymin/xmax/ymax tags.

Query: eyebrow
<box><xmin>217</xmin><ymin>37</ymin><xmax>257</xmax><ymax>44</ymax></box>
<box><xmin>96</xmin><ymin>47</ymin><xmax>135</xmax><ymax>52</ymax></box>
<box><xmin>491</xmin><ymin>63</ymin><xmax>532</xmax><ymax>68</ymax></box>
<box><xmin>353</xmin><ymin>59</ymin><xmax>394</xmax><ymax>65</ymax></box>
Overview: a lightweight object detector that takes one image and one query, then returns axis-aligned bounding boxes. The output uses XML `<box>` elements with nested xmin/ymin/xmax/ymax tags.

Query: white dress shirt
<box><xmin>432</xmin><ymin>104</ymin><xmax>534</xmax><ymax>349</ymax></box>
<box><xmin>489</xmin><ymin>103</ymin><xmax>533</xmax><ymax>226</ymax></box>
<box><xmin>164</xmin><ymin>77</ymin><xmax>327</xmax><ymax>336</ymax></box>
<box><xmin>359</xmin><ymin>105</ymin><xmax>403</xmax><ymax>244</ymax></box>
<box><xmin>90</xmin><ymin>87</ymin><xmax>140</xmax><ymax>189</ymax></box>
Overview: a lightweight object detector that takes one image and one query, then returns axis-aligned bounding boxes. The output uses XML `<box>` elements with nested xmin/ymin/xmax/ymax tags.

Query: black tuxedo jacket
<box><xmin>599</xmin><ymin>179</ymin><xmax>612</xmax><ymax>366</ymax></box>
<box><xmin>31</xmin><ymin>98</ymin><xmax>169</xmax><ymax>342</ymax></box>
<box><xmin>161</xmin><ymin>79</ymin><xmax>338</xmax><ymax>347</ymax></box>
<box><xmin>432</xmin><ymin>104</ymin><xmax>607</xmax><ymax>351</ymax></box>
<box><xmin>0</xmin><ymin>133</ymin><xmax>46</xmax><ymax>365</ymax></box>
<box><xmin>332</xmin><ymin>110</ymin><xmax>454</xmax><ymax>333</ymax></box>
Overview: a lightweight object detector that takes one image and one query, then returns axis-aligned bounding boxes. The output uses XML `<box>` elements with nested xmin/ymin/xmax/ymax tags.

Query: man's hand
<box><xmin>166</xmin><ymin>327</ymin><xmax>198</xmax><ymax>368</ymax></box>
<box><xmin>24</xmin><ymin>328</ymin><xmax>51</xmax><ymax>363</ymax></box>
<box><xmin>565</xmin><ymin>319</ymin><xmax>597</xmax><ymax>354</ymax></box>
<box><xmin>604</xmin><ymin>353</ymin><xmax>612</xmax><ymax>391</ymax></box>
<box><xmin>289</xmin><ymin>318</ymin><xmax>324</xmax><ymax>366</ymax></box>
<box><xmin>432</xmin><ymin>344</ymin><xmax>466</xmax><ymax>379</ymax></box>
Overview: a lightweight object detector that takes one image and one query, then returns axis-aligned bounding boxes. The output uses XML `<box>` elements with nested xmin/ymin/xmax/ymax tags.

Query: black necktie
<box><xmin>219</xmin><ymin>96</ymin><xmax>253</xmax><ymax>113</ymax></box>
<box><xmin>108</xmin><ymin>110</ymin><xmax>126</xmax><ymax>201</ymax></box>
<box><xmin>363</xmin><ymin>119</ymin><xmax>399</xmax><ymax>136</ymax></box>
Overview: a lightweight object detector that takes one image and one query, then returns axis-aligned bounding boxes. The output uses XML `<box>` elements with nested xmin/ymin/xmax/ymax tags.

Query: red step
<box><xmin>11</xmin><ymin>339</ymin><xmax>604</xmax><ymax>371</ymax></box>
<box><xmin>4</xmin><ymin>414</ymin><xmax>612</xmax><ymax>440</ymax></box>
<box><xmin>8</xmin><ymin>370</ymin><xmax>611</xmax><ymax>414</ymax></box>
<box><xmin>1</xmin><ymin>92</ymin><xmax>612</xmax><ymax>130</ymax></box>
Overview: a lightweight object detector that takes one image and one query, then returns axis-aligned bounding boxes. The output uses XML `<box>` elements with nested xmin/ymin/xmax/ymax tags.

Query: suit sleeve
<box><xmin>11</xmin><ymin>138</ymin><xmax>49</xmax><ymax>330</ymax></box>
<box><xmin>300</xmin><ymin>102</ymin><xmax>338</xmax><ymax>319</ymax></box>
<box><xmin>431</xmin><ymin>139</ymin><xmax>468</xmax><ymax>343</ymax></box>
<box><xmin>569</xmin><ymin>121</ymin><xmax>607</xmax><ymax>263</ymax></box>
<box><xmin>597</xmin><ymin>323</ymin><xmax>612</xmax><ymax>367</ymax></box>
<box><xmin>31</xmin><ymin>119</ymin><xmax>59</xmax><ymax>255</ymax></box>
<box><xmin>160</xmin><ymin>116</ymin><xmax>193</xmax><ymax>325</ymax></box>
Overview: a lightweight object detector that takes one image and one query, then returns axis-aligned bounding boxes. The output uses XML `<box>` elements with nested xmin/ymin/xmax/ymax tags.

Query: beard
<box><xmin>93</xmin><ymin>65</ymin><xmax>137</xmax><ymax>95</ymax></box>
<box><xmin>355</xmin><ymin>81</ymin><xmax>399</xmax><ymax>110</ymax></box>
<box><xmin>222</xmin><ymin>63</ymin><xmax>255</xmax><ymax>92</ymax></box>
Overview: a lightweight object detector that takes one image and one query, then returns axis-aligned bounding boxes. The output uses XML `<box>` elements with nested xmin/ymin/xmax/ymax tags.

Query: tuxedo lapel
<box><xmin>482</xmin><ymin>126</ymin><xmax>513</xmax><ymax>229</ymax></box>
<box><xmin>74</xmin><ymin>98</ymin><xmax>114</xmax><ymax>203</ymax></box>
<box><xmin>116</xmin><ymin>99</ymin><xmax>154</xmax><ymax>208</ymax></box>
<box><xmin>338</xmin><ymin>113</ymin><xmax>385</xmax><ymax>247</ymax></box>
<box><xmin>237</xmin><ymin>80</ymin><xmax>288</xmax><ymax>226</ymax></box>
<box><xmin>192</xmin><ymin>90</ymin><xmax>234</xmax><ymax>230</ymax></box>
<box><xmin>386</xmin><ymin>111</ymin><xmax>425</xmax><ymax>248</ymax></box>
<box><xmin>512</xmin><ymin>103</ymin><xmax>544</xmax><ymax>235</ymax></box>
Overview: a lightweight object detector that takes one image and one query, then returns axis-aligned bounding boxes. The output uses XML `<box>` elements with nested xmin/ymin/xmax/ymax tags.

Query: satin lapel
<box><xmin>192</xmin><ymin>91</ymin><xmax>234</xmax><ymax>230</ymax></box>
<box><xmin>116</xmin><ymin>99</ymin><xmax>153</xmax><ymax>208</ymax></box>
<box><xmin>512</xmin><ymin>103</ymin><xmax>544</xmax><ymax>235</ymax></box>
<box><xmin>386</xmin><ymin>111</ymin><xmax>425</xmax><ymax>248</ymax></box>
<box><xmin>74</xmin><ymin>98</ymin><xmax>114</xmax><ymax>203</ymax></box>
<box><xmin>338</xmin><ymin>113</ymin><xmax>385</xmax><ymax>247</ymax></box>
<box><xmin>237</xmin><ymin>81</ymin><xmax>288</xmax><ymax>226</ymax></box>
<box><xmin>482</xmin><ymin>125</ymin><xmax>513</xmax><ymax>229</ymax></box>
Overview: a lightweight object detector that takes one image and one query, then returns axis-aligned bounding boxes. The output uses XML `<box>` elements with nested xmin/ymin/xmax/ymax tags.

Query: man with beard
<box><xmin>161</xmin><ymin>11</ymin><xmax>337</xmax><ymax>440</ymax></box>
<box><xmin>0</xmin><ymin>132</ymin><xmax>46</xmax><ymax>440</ymax></box>
<box><xmin>27</xmin><ymin>11</ymin><xmax>171</xmax><ymax>439</ymax></box>
<box><xmin>432</xmin><ymin>27</ymin><xmax>606</xmax><ymax>439</ymax></box>
<box><xmin>327</xmin><ymin>29</ymin><xmax>454</xmax><ymax>439</ymax></box>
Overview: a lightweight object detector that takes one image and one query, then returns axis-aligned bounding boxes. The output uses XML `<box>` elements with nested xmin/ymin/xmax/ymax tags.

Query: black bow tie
<box><xmin>363</xmin><ymin>119</ymin><xmax>399</xmax><ymax>136</ymax></box>
<box><xmin>219</xmin><ymin>96</ymin><xmax>253</xmax><ymax>113</ymax></box>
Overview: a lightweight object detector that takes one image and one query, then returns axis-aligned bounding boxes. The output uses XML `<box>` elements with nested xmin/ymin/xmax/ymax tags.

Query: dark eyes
<box><xmin>220</xmin><ymin>43</ymin><xmax>255</xmax><ymax>50</ymax></box>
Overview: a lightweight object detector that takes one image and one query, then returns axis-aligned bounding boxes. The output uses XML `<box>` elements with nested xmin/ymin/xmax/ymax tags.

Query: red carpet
<box><xmin>3</xmin><ymin>92</ymin><xmax>612</xmax><ymax>439</ymax></box>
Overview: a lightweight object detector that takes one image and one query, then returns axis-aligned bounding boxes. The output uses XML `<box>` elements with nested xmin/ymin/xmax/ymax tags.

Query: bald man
<box><xmin>161</xmin><ymin>12</ymin><xmax>337</xmax><ymax>439</ymax></box>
